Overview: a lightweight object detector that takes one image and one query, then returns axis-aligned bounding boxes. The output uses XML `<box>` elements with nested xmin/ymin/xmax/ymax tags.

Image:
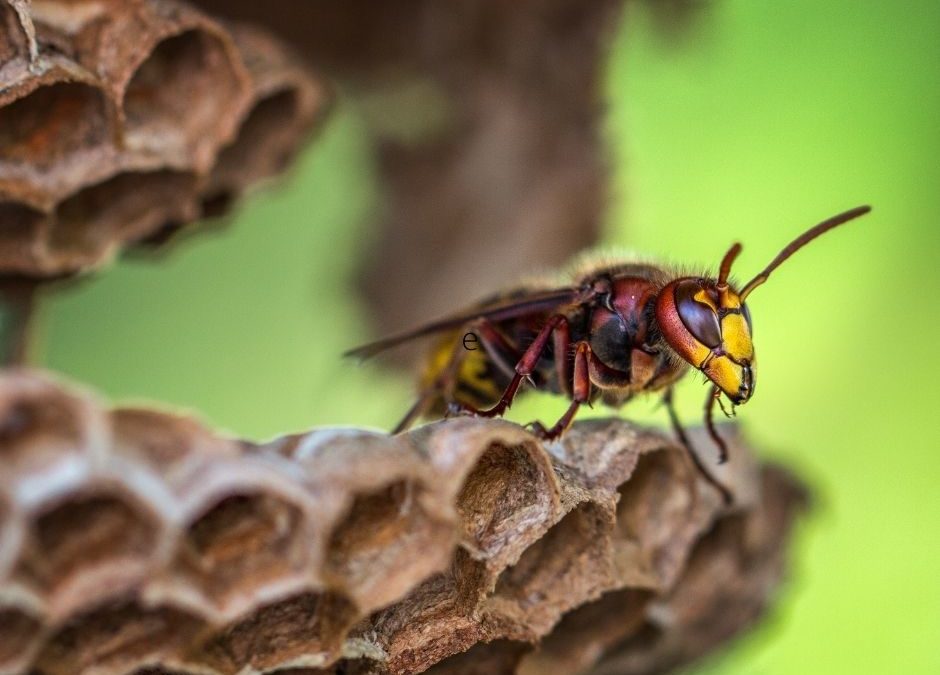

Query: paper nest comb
<box><xmin>2</xmin><ymin>3</ymin><xmax>809</xmax><ymax>673</ymax></box>
<box><xmin>0</xmin><ymin>0</ymin><xmax>329</xmax><ymax>278</ymax></box>
<box><xmin>0</xmin><ymin>370</ymin><xmax>808</xmax><ymax>675</ymax></box>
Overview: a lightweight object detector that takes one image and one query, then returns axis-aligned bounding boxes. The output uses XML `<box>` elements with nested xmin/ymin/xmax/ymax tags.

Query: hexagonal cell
<box><xmin>0</xmin><ymin>376</ymin><xmax>91</xmax><ymax>474</ymax></box>
<box><xmin>613</xmin><ymin>448</ymin><xmax>696</xmax><ymax>589</ymax></box>
<box><xmin>324</xmin><ymin>480</ymin><xmax>453</xmax><ymax>612</ymax></box>
<box><xmin>16</xmin><ymin>490</ymin><xmax>160</xmax><ymax>611</ymax></box>
<box><xmin>587</xmin><ymin>469</ymin><xmax>808</xmax><ymax>675</ymax></box>
<box><xmin>176</xmin><ymin>491</ymin><xmax>307</xmax><ymax>608</ymax></box>
<box><xmin>194</xmin><ymin>591</ymin><xmax>358</xmax><ymax>673</ymax></box>
<box><xmin>361</xmin><ymin>554</ymin><xmax>490</xmax><ymax>673</ymax></box>
<box><xmin>517</xmin><ymin>588</ymin><xmax>652</xmax><ymax>675</ymax></box>
<box><xmin>0</xmin><ymin>605</ymin><xmax>44</xmax><ymax>673</ymax></box>
<box><xmin>489</xmin><ymin>502</ymin><xmax>615</xmax><ymax>637</ymax></box>
<box><xmin>205</xmin><ymin>88</ymin><xmax>303</xmax><ymax>202</ymax></box>
<box><xmin>424</xmin><ymin>639</ymin><xmax>529</xmax><ymax>675</ymax></box>
<box><xmin>586</xmin><ymin>622</ymin><xmax>667</xmax><ymax>675</ymax></box>
<box><xmin>110</xmin><ymin>408</ymin><xmax>233</xmax><ymax>474</ymax></box>
<box><xmin>455</xmin><ymin>442</ymin><xmax>556</xmax><ymax>563</ymax></box>
<box><xmin>0</xmin><ymin>81</ymin><xmax>111</xmax><ymax>169</ymax></box>
<box><xmin>0</xmin><ymin>201</ymin><xmax>47</xmax><ymax>274</ymax></box>
<box><xmin>51</xmin><ymin>169</ymin><xmax>198</xmax><ymax>263</ymax></box>
<box><xmin>33</xmin><ymin>599</ymin><xmax>206</xmax><ymax>675</ymax></box>
<box><xmin>123</xmin><ymin>30</ymin><xmax>244</xmax><ymax>164</ymax></box>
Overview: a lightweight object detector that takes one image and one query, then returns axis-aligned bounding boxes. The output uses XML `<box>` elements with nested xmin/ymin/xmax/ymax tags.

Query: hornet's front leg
<box><xmin>704</xmin><ymin>385</ymin><xmax>730</xmax><ymax>464</ymax></box>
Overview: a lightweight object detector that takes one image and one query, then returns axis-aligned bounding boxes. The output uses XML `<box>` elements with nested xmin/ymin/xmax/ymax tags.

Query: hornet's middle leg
<box><xmin>663</xmin><ymin>387</ymin><xmax>733</xmax><ymax>505</ymax></box>
<box><xmin>529</xmin><ymin>341</ymin><xmax>592</xmax><ymax>441</ymax></box>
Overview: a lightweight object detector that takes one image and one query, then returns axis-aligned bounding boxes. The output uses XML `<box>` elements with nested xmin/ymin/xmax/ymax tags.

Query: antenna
<box><xmin>715</xmin><ymin>242</ymin><xmax>742</xmax><ymax>304</ymax></box>
<box><xmin>739</xmin><ymin>205</ymin><xmax>872</xmax><ymax>300</ymax></box>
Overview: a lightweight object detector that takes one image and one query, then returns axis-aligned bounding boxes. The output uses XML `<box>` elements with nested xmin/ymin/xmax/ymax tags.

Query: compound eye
<box><xmin>674</xmin><ymin>280</ymin><xmax>722</xmax><ymax>348</ymax></box>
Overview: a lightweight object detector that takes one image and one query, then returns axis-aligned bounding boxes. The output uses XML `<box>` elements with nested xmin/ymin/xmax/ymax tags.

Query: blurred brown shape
<box><xmin>193</xmin><ymin>0</ymin><xmax>623</xmax><ymax>335</ymax></box>
<box><xmin>0</xmin><ymin>370</ymin><xmax>807</xmax><ymax>675</ymax></box>
<box><xmin>0</xmin><ymin>0</ymin><xmax>329</xmax><ymax>278</ymax></box>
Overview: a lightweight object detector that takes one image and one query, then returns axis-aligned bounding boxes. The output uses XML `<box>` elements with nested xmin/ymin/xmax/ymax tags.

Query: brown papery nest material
<box><xmin>193</xmin><ymin>0</ymin><xmax>622</xmax><ymax>338</ymax></box>
<box><xmin>0</xmin><ymin>0</ymin><xmax>329</xmax><ymax>278</ymax></box>
<box><xmin>0</xmin><ymin>370</ymin><xmax>808</xmax><ymax>675</ymax></box>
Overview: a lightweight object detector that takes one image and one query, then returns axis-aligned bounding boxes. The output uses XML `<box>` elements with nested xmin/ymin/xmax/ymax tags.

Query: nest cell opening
<box><xmin>33</xmin><ymin>599</ymin><xmax>205</xmax><ymax>675</ymax></box>
<box><xmin>596</xmin><ymin>621</ymin><xmax>666</xmax><ymax>672</ymax></box>
<box><xmin>493</xmin><ymin>502</ymin><xmax>610</xmax><ymax>615</ymax></box>
<box><xmin>179</xmin><ymin>492</ymin><xmax>304</xmax><ymax>604</ymax></box>
<box><xmin>213</xmin><ymin>88</ymin><xmax>303</xmax><ymax>185</ymax></box>
<box><xmin>0</xmin><ymin>201</ymin><xmax>45</xmax><ymax>271</ymax></box>
<box><xmin>51</xmin><ymin>169</ymin><xmax>196</xmax><ymax>262</ymax></box>
<box><xmin>199</xmin><ymin>190</ymin><xmax>235</xmax><ymax>219</ymax></box>
<box><xmin>123</xmin><ymin>30</ymin><xmax>243</xmax><ymax>156</ymax></box>
<box><xmin>18</xmin><ymin>492</ymin><xmax>158</xmax><ymax>595</ymax></box>
<box><xmin>455</xmin><ymin>443</ymin><xmax>552</xmax><ymax>558</ymax></box>
<box><xmin>517</xmin><ymin>588</ymin><xmax>653</xmax><ymax>675</ymax></box>
<box><xmin>0</xmin><ymin>82</ymin><xmax>110</xmax><ymax>169</ymax></box>
<box><xmin>325</xmin><ymin>480</ymin><xmax>449</xmax><ymax>607</ymax></box>
<box><xmin>425</xmin><ymin>639</ymin><xmax>530</xmax><ymax>675</ymax></box>
<box><xmin>110</xmin><ymin>409</ymin><xmax>197</xmax><ymax>468</ymax></box>
<box><xmin>196</xmin><ymin>591</ymin><xmax>357</xmax><ymax>673</ymax></box>
<box><xmin>0</xmin><ymin>606</ymin><xmax>43</xmax><ymax>671</ymax></box>
<box><xmin>0</xmin><ymin>385</ymin><xmax>86</xmax><ymax>468</ymax></box>
<box><xmin>615</xmin><ymin>449</ymin><xmax>695</xmax><ymax>579</ymax></box>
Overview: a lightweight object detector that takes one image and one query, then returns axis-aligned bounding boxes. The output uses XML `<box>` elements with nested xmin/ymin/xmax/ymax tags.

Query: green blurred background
<box><xmin>34</xmin><ymin>1</ymin><xmax>939</xmax><ymax>673</ymax></box>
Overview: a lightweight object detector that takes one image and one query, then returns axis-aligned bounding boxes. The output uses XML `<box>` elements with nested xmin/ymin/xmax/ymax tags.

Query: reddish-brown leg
<box><xmin>454</xmin><ymin>314</ymin><xmax>569</xmax><ymax>419</ymax></box>
<box><xmin>473</xmin><ymin>318</ymin><xmax>523</xmax><ymax>378</ymax></box>
<box><xmin>529</xmin><ymin>341</ymin><xmax>591</xmax><ymax>441</ymax></box>
<box><xmin>397</xmin><ymin>317</ymin><xmax>528</xmax><ymax>433</ymax></box>
<box><xmin>663</xmin><ymin>387</ymin><xmax>733</xmax><ymax>505</ymax></box>
<box><xmin>705</xmin><ymin>386</ymin><xmax>730</xmax><ymax>464</ymax></box>
<box><xmin>553</xmin><ymin>318</ymin><xmax>572</xmax><ymax>396</ymax></box>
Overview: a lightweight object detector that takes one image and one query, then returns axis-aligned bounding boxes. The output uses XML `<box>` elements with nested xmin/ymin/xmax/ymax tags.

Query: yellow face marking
<box><xmin>693</xmin><ymin>288</ymin><xmax>718</xmax><ymax>311</ymax></box>
<box><xmin>721</xmin><ymin>312</ymin><xmax>753</xmax><ymax>361</ymax></box>
<box><xmin>703</xmin><ymin>354</ymin><xmax>748</xmax><ymax>401</ymax></box>
<box><xmin>690</xmin><ymin>287</ymin><xmax>753</xmax><ymax>362</ymax></box>
<box><xmin>691</xmin><ymin>287</ymin><xmax>756</xmax><ymax>402</ymax></box>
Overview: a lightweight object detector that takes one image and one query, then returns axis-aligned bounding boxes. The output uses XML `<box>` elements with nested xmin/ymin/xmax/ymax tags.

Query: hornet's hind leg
<box><xmin>392</xmin><ymin>392</ymin><xmax>436</xmax><ymax>434</ymax></box>
<box><xmin>451</xmin><ymin>314</ymin><xmax>570</xmax><ymax>419</ymax></box>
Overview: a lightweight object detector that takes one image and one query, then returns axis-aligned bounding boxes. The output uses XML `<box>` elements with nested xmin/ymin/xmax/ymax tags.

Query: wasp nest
<box><xmin>0</xmin><ymin>0</ymin><xmax>329</xmax><ymax>278</ymax></box>
<box><xmin>0</xmin><ymin>370</ymin><xmax>807</xmax><ymax>675</ymax></box>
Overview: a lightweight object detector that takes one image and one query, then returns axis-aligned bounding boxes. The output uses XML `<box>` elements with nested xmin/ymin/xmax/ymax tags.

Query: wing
<box><xmin>344</xmin><ymin>287</ymin><xmax>584</xmax><ymax>361</ymax></box>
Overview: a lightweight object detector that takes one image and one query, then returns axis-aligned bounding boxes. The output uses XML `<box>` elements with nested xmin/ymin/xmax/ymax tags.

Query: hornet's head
<box><xmin>654</xmin><ymin>205</ymin><xmax>872</xmax><ymax>405</ymax></box>
<box><xmin>656</xmin><ymin>267</ymin><xmax>754</xmax><ymax>404</ymax></box>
